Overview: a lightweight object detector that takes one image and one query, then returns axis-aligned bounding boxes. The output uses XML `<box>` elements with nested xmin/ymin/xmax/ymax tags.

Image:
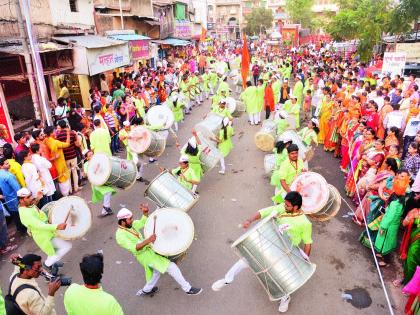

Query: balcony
<box><xmin>94</xmin><ymin>0</ymin><xmax>130</xmax><ymax>11</ymax></box>
<box><xmin>216</xmin><ymin>0</ymin><xmax>241</xmax><ymax>5</ymax></box>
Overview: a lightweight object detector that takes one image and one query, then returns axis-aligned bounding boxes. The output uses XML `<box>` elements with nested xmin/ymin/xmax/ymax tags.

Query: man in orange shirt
<box><xmin>198</xmin><ymin>54</ymin><xmax>206</xmax><ymax>75</ymax></box>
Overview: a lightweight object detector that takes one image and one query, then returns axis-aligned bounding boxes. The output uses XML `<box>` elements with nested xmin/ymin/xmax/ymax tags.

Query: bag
<box><xmin>4</xmin><ymin>274</ymin><xmax>40</xmax><ymax>315</ymax></box>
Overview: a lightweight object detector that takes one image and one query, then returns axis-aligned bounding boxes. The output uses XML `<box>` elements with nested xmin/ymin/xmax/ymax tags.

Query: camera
<box><xmin>41</xmin><ymin>270</ymin><xmax>72</xmax><ymax>287</ymax></box>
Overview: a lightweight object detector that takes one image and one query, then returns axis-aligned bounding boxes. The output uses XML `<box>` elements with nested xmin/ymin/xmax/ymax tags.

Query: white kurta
<box><xmin>32</xmin><ymin>154</ymin><xmax>56</xmax><ymax>197</ymax></box>
<box><xmin>21</xmin><ymin>162</ymin><xmax>44</xmax><ymax>197</ymax></box>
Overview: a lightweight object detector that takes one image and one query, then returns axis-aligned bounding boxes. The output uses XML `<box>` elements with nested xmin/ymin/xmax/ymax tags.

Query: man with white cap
<box><xmin>181</xmin><ymin>131</ymin><xmax>203</xmax><ymax>190</ymax></box>
<box><xmin>210</xmin><ymin>117</ymin><xmax>234</xmax><ymax>175</ymax></box>
<box><xmin>17</xmin><ymin>188</ymin><xmax>71</xmax><ymax>273</ymax></box>
<box><xmin>115</xmin><ymin>204</ymin><xmax>202</xmax><ymax>296</ymax></box>
<box><xmin>172</xmin><ymin>155</ymin><xmax>200</xmax><ymax>193</ymax></box>
<box><xmin>282</xmin><ymin>94</ymin><xmax>300</xmax><ymax>129</ymax></box>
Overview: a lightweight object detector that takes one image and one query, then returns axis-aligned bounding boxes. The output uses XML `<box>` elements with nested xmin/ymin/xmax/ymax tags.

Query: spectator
<box><xmin>3</xmin><ymin>146</ymin><xmax>26</xmax><ymax>188</ymax></box>
<box><xmin>14</xmin><ymin>132</ymin><xmax>28</xmax><ymax>165</ymax></box>
<box><xmin>20</xmin><ymin>149</ymin><xmax>44</xmax><ymax>199</ymax></box>
<box><xmin>104</xmin><ymin>104</ymin><xmax>120</xmax><ymax>154</ymax></box>
<box><xmin>31</xmin><ymin>143</ymin><xmax>55</xmax><ymax>206</ymax></box>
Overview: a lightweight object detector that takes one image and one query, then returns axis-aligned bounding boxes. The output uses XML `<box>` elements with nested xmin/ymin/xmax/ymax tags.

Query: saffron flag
<box><xmin>200</xmin><ymin>26</ymin><xmax>207</xmax><ymax>42</ymax></box>
<box><xmin>241</xmin><ymin>33</ymin><xmax>250</xmax><ymax>89</ymax></box>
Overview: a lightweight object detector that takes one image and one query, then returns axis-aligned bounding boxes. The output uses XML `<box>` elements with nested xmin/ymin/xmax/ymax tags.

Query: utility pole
<box><xmin>19</xmin><ymin>0</ymin><xmax>52</xmax><ymax>125</ymax></box>
<box><xmin>14</xmin><ymin>0</ymin><xmax>41</xmax><ymax>120</ymax></box>
<box><xmin>119</xmin><ymin>0</ymin><xmax>124</xmax><ymax>30</ymax></box>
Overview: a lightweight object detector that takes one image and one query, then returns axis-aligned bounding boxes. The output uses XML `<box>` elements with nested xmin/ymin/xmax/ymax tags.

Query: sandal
<box><xmin>378</xmin><ymin>260</ymin><xmax>388</xmax><ymax>267</ymax></box>
<box><xmin>392</xmin><ymin>279</ymin><xmax>402</xmax><ymax>288</ymax></box>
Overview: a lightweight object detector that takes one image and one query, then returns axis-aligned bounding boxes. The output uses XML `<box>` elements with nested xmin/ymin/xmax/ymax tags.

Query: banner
<box><xmin>382</xmin><ymin>52</ymin><xmax>407</xmax><ymax>77</ymax></box>
<box><xmin>86</xmin><ymin>44</ymin><xmax>130</xmax><ymax>76</ymax></box>
<box><xmin>130</xmin><ymin>40</ymin><xmax>149</xmax><ymax>60</ymax></box>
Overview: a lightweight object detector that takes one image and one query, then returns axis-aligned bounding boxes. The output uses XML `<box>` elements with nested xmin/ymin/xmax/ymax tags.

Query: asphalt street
<box><xmin>0</xmin><ymin>94</ymin><xmax>406</xmax><ymax>315</ymax></box>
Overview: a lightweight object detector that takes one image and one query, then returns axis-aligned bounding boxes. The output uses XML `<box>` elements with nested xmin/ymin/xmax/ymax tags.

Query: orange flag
<box><xmin>200</xmin><ymin>26</ymin><xmax>207</xmax><ymax>42</ymax></box>
<box><xmin>241</xmin><ymin>33</ymin><xmax>250</xmax><ymax>89</ymax></box>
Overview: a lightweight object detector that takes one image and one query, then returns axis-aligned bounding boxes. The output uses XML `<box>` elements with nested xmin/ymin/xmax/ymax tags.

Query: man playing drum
<box><xmin>115</xmin><ymin>204</ymin><xmax>202</xmax><ymax>296</ymax></box>
<box><xmin>172</xmin><ymin>155</ymin><xmax>200</xmax><ymax>193</ymax></box>
<box><xmin>272</xmin><ymin>144</ymin><xmax>305</xmax><ymax>204</ymax></box>
<box><xmin>211</xmin><ymin>191</ymin><xmax>313</xmax><ymax>313</ymax></box>
<box><xmin>17</xmin><ymin>188</ymin><xmax>71</xmax><ymax>274</ymax></box>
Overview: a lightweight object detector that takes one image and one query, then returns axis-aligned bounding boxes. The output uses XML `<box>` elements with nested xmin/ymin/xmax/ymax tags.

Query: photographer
<box><xmin>9</xmin><ymin>254</ymin><xmax>59</xmax><ymax>315</ymax></box>
<box><xmin>63</xmin><ymin>253</ymin><xmax>123</xmax><ymax>315</ymax></box>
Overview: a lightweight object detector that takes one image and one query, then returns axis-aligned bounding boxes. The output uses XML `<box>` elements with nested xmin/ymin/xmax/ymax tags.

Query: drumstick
<box><xmin>153</xmin><ymin>216</ymin><xmax>157</xmax><ymax>235</ymax></box>
<box><xmin>63</xmin><ymin>205</ymin><xmax>74</xmax><ymax>225</ymax></box>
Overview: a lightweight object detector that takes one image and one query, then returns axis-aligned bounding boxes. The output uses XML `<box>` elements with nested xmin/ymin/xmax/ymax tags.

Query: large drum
<box><xmin>182</xmin><ymin>132</ymin><xmax>222</xmax><ymax>173</ymax></box>
<box><xmin>43</xmin><ymin>196</ymin><xmax>92</xmax><ymax>240</ymax></box>
<box><xmin>232</xmin><ymin>101</ymin><xmax>245</xmax><ymax>118</ymax></box>
<box><xmin>277</xmin><ymin>130</ymin><xmax>311</xmax><ymax>161</ymax></box>
<box><xmin>255</xmin><ymin>120</ymin><xmax>277</xmax><ymax>152</ymax></box>
<box><xmin>232</xmin><ymin>212</ymin><xmax>316</xmax><ymax>301</ymax></box>
<box><xmin>146</xmin><ymin>105</ymin><xmax>175</xmax><ymax>130</ymax></box>
<box><xmin>274</xmin><ymin>111</ymin><xmax>296</xmax><ymax>130</ymax></box>
<box><xmin>264</xmin><ymin>154</ymin><xmax>276</xmax><ymax>176</ymax></box>
<box><xmin>290</xmin><ymin>172</ymin><xmax>330</xmax><ymax>214</ymax></box>
<box><xmin>144</xmin><ymin>207</ymin><xmax>194</xmax><ymax>262</ymax></box>
<box><xmin>144</xmin><ymin>171</ymin><xmax>199</xmax><ymax>212</ymax></box>
<box><xmin>128</xmin><ymin>126</ymin><xmax>166</xmax><ymax>157</ymax></box>
<box><xmin>87</xmin><ymin>153</ymin><xmax>137</xmax><ymax>190</ymax></box>
<box><xmin>308</xmin><ymin>184</ymin><xmax>341</xmax><ymax>221</ymax></box>
<box><xmin>225</xmin><ymin>97</ymin><xmax>236</xmax><ymax>114</ymax></box>
<box><xmin>194</xmin><ymin>113</ymin><xmax>224</xmax><ymax>139</ymax></box>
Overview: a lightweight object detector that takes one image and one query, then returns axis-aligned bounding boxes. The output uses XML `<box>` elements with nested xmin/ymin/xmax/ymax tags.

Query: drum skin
<box><xmin>144</xmin><ymin>171</ymin><xmax>199</xmax><ymax>212</ymax></box>
<box><xmin>264</xmin><ymin>154</ymin><xmax>276</xmax><ymax>176</ymax></box>
<box><xmin>232</xmin><ymin>212</ymin><xmax>316</xmax><ymax>301</ymax></box>
<box><xmin>128</xmin><ymin>126</ymin><xmax>166</xmax><ymax>157</ymax></box>
<box><xmin>46</xmin><ymin>196</ymin><xmax>92</xmax><ymax>240</ymax></box>
<box><xmin>143</xmin><ymin>207</ymin><xmax>194</xmax><ymax>257</ymax></box>
<box><xmin>255</xmin><ymin>120</ymin><xmax>277</xmax><ymax>152</ymax></box>
<box><xmin>146</xmin><ymin>105</ymin><xmax>175</xmax><ymax>129</ymax></box>
<box><xmin>194</xmin><ymin>113</ymin><xmax>224</xmax><ymax>139</ymax></box>
<box><xmin>308</xmin><ymin>184</ymin><xmax>341</xmax><ymax>221</ymax></box>
<box><xmin>87</xmin><ymin>153</ymin><xmax>137</xmax><ymax>190</ymax></box>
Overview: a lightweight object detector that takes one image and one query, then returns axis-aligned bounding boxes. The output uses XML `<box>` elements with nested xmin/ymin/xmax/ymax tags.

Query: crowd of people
<box><xmin>0</xmin><ymin>37</ymin><xmax>418</xmax><ymax>314</ymax></box>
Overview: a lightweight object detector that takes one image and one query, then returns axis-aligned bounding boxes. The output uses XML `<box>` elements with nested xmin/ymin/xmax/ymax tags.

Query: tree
<box><xmin>285</xmin><ymin>0</ymin><xmax>315</xmax><ymax>29</ymax></box>
<box><xmin>243</xmin><ymin>8</ymin><xmax>274</xmax><ymax>36</ymax></box>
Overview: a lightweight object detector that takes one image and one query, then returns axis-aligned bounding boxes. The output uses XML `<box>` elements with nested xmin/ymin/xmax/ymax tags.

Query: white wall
<box><xmin>49</xmin><ymin>0</ymin><xmax>95</xmax><ymax>28</ymax></box>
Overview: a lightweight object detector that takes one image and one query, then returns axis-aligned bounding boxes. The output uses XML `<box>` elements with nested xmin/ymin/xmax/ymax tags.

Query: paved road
<box><xmin>0</xmin><ymin>95</ymin><xmax>405</xmax><ymax>315</ymax></box>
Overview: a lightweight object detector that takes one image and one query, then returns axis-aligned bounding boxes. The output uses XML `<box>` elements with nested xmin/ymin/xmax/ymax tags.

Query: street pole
<box><xmin>14</xmin><ymin>0</ymin><xmax>42</xmax><ymax>120</ymax></box>
<box><xmin>20</xmin><ymin>0</ymin><xmax>52</xmax><ymax>125</ymax></box>
<box><xmin>119</xmin><ymin>0</ymin><xmax>124</xmax><ymax>30</ymax></box>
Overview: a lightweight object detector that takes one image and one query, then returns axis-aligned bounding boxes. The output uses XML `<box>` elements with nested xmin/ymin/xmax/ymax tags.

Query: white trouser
<box><xmin>45</xmin><ymin>238</ymin><xmax>72</xmax><ymax>267</ymax></box>
<box><xmin>224</xmin><ymin>258</ymin><xmax>249</xmax><ymax>283</ymax></box>
<box><xmin>174</xmin><ymin>122</ymin><xmax>179</xmax><ymax>132</ymax></box>
<box><xmin>192</xmin><ymin>184</ymin><xmax>197</xmax><ymax>194</ymax></box>
<box><xmin>142</xmin><ymin>262</ymin><xmax>192</xmax><ymax>293</ymax></box>
<box><xmin>210</xmin><ymin>87</ymin><xmax>214</xmax><ymax>95</ymax></box>
<box><xmin>58</xmin><ymin>179</ymin><xmax>71</xmax><ymax>197</ymax></box>
<box><xmin>205</xmin><ymin>91</ymin><xmax>209</xmax><ymax>99</ymax></box>
<box><xmin>220</xmin><ymin>157</ymin><xmax>226</xmax><ymax>172</ymax></box>
<box><xmin>132</xmin><ymin>154</ymin><xmax>146</xmax><ymax>178</ymax></box>
<box><xmin>248</xmin><ymin>112</ymin><xmax>261</xmax><ymax>125</ymax></box>
<box><xmin>103</xmin><ymin>192</ymin><xmax>112</xmax><ymax>208</ymax></box>
<box><xmin>65</xmin><ymin>158</ymin><xmax>79</xmax><ymax>193</ymax></box>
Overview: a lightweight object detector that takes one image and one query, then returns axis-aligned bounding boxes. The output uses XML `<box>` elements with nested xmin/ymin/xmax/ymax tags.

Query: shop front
<box><xmin>52</xmin><ymin>35</ymin><xmax>130</xmax><ymax>109</ymax></box>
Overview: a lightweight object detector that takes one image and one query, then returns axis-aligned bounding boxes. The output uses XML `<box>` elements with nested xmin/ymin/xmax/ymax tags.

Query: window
<box><xmin>69</xmin><ymin>0</ymin><xmax>78</xmax><ymax>12</ymax></box>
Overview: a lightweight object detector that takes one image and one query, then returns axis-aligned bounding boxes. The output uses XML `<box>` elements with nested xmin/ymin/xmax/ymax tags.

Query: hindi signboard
<box><xmin>382</xmin><ymin>52</ymin><xmax>407</xmax><ymax>77</ymax></box>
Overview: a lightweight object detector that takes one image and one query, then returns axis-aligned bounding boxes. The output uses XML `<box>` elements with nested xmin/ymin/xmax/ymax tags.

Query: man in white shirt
<box><xmin>383</xmin><ymin>104</ymin><xmax>406</xmax><ymax>132</ymax></box>
<box><xmin>402</xmin><ymin>115</ymin><xmax>420</xmax><ymax>159</ymax></box>
<box><xmin>30</xmin><ymin>143</ymin><xmax>55</xmax><ymax>205</ymax></box>
<box><xmin>20</xmin><ymin>149</ymin><xmax>44</xmax><ymax>199</ymax></box>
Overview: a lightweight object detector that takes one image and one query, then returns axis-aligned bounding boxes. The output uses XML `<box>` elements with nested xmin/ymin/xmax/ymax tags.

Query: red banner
<box><xmin>0</xmin><ymin>96</ymin><xmax>13</xmax><ymax>143</ymax></box>
<box><xmin>130</xmin><ymin>40</ymin><xmax>149</xmax><ymax>60</ymax></box>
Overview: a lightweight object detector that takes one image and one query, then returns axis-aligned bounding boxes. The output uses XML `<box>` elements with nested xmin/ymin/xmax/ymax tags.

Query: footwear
<box><xmin>137</xmin><ymin>177</ymin><xmax>150</xmax><ymax>185</ymax></box>
<box><xmin>186</xmin><ymin>287</ymin><xmax>203</xmax><ymax>295</ymax></box>
<box><xmin>211</xmin><ymin>279</ymin><xmax>229</xmax><ymax>291</ymax></box>
<box><xmin>218</xmin><ymin>170</ymin><xmax>225</xmax><ymax>175</ymax></box>
<box><xmin>43</xmin><ymin>262</ymin><xmax>60</xmax><ymax>275</ymax></box>
<box><xmin>136</xmin><ymin>286</ymin><xmax>159</xmax><ymax>296</ymax></box>
<box><xmin>99</xmin><ymin>208</ymin><xmax>113</xmax><ymax>217</ymax></box>
<box><xmin>278</xmin><ymin>295</ymin><xmax>290</xmax><ymax>313</ymax></box>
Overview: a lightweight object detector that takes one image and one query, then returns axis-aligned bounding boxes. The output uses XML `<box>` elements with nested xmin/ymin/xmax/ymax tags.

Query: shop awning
<box><xmin>0</xmin><ymin>42</ymin><xmax>71</xmax><ymax>55</ymax></box>
<box><xmin>152</xmin><ymin>38</ymin><xmax>191</xmax><ymax>46</ymax></box>
<box><xmin>108</xmin><ymin>34</ymin><xmax>151</xmax><ymax>41</ymax></box>
<box><xmin>52</xmin><ymin>35</ymin><xmax>126</xmax><ymax>49</ymax></box>
<box><xmin>107</xmin><ymin>34</ymin><xmax>151</xmax><ymax>60</ymax></box>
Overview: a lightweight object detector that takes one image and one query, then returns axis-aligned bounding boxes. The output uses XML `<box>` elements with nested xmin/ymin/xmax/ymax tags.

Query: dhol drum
<box><xmin>43</xmin><ymin>196</ymin><xmax>92</xmax><ymax>240</ymax></box>
<box><xmin>274</xmin><ymin>110</ymin><xmax>296</xmax><ymax>130</ymax></box>
<box><xmin>264</xmin><ymin>154</ymin><xmax>276</xmax><ymax>176</ymax></box>
<box><xmin>232</xmin><ymin>211</ymin><xmax>316</xmax><ymax>301</ymax></box>
<box><xmin>143</xmin><ymin>207</ymin><xmax>194</xmax><ymax>263</ymax></box>
<box><xmin>146</xmin><ymin>105</ymin><xmax>175</xmax><ymax>130</ymax></box>
<box><xmin>128</xmin><ymin>126</ymin><xmax>166</xmax><ymax>157</ymax></box>
<box><xmin>194</xmin><ymin>113</ymin><xmax>224</xmax><ymax>139</ymax></box>
<box><xmin>290</xmin><ymin>172</ymin><xmax>330</xmax><ymax>214</ymax></box>
<box><xmin>308</xmin><ymin>184</ymin><xmax>341</xmax><ymax>221</ymax></box>
<box><xmin>87</xmin><ymin>153</ymin><xmax>137</xmax><ymax>190</ymax></box>
<box><xmin>255</xmin><ymin>120</ymin><xmax>277</xmax><ymax>152</ymax></box>
<box><xmin>232</xmin><ymin>101</ymin><xmax>245</xmax><ymax>118</ymax></box>
<box><xmin>144</xmin><ymin>171</ymin><xmax>199</xmax><ymax>212</ymax></box>
<box><xmin>225</xmin><ymin>97</ymin><xmax>237</xmax><ymax>114</ymax></box>
<box><xmin>182</xmin><ymin>132</ymin><xmax>222</xmax><ymax>173</ymax></box>
<box><xmin>277</xmin><ymin>130</ymin><xmax>311</xmax><ymax>162</ymax></box>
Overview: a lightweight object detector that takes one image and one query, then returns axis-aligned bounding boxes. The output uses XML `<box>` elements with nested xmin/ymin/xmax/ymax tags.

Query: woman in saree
<box><xmin>384</xmin><ymin>127</ymin><xmax>399</xmax><ymax>151</ymax></box>
<box><xmin>353</xmin><ymin>157</ymin><xmax>398</xmax><ymax>226</ymax></box>
<box><xmin>324</xmin><ymin>100</ymin><xmax>345</xmax><ymax>153</ymax></box>
<box><xmin>355</xmin><ymin>139</ymin><xmax>386</xmax><ymax>202</ymax></box>
<box><xmin>379</xmin><ymin>144</ymin><xmax>401</xmax><ymax>171</ymax></box>
<box><xmin>339</xmin><ymin>112</ymin><xmax>359</xmax><ymax>172</ymax></box>
<box><xmin>344</xmin><ymin>126</ymin><xmax>376</xmax><ymax>197</ymax></box>
<box><xmin>317</xmin><ymin>93</ymin><xmax>334</xmax><ymax>144</ymax></box>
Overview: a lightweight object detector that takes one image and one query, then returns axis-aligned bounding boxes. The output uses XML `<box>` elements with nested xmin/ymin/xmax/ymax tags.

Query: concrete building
<box><xmin>214</xmin><ymin>0</ymin><xmax>241</xmax><ymax>40</ymax></box>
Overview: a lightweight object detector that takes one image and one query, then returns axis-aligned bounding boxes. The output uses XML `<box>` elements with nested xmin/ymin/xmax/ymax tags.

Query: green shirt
<box><xmin>112</xmin><ymin>89</ymin><xmax>125</xmax><ymax>100</ymax></box>
<box><xmin>0</xmin><ymin>287</ymin><xmax>5</xmax><ymax>315</ymax></box>
<box><xmin>171</xmin><ymin>166</ymin><xmax>199</xmax><ymax>190</ymax></box>
<box><xmin>259</xmin><ymin>204</ymin><xmax>313</xmax><ymax>246</ymax></box>
<box><xmin>19</xmin><ymin>205</ymin><xmax>57</xmax><ymax>256</ymax></box>
<box><xmin>272</xmin><ymin>158</ymin><xmax>304</xmax><ymax>204</ymax></box>
<box><xmin>90</xmin><ymin>128</ymin><xmax>112</xmax><ymax>156</ymax></box>
<box><xmin>64</xmin><ymin>284</ymin><xmax>123</xmax><ymax>315</ymax></box>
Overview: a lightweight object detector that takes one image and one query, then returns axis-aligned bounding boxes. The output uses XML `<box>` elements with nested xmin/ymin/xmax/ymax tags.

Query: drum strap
<box><xmin>278</xmin><ymin>211</ymin><xmax>304</xmax><ymax>218</ymax></box>
<box><xmin>118</xmin><ymin>226</ymin><xmax>141</xmax><ymax>239</ymax></box>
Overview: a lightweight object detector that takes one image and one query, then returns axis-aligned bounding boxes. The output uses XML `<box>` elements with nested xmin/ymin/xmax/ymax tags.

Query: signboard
<box><xmin>130</xmin><ymin>40</ymin><xmax>149</xmax><ymax>60</ymax></box>
<box><xmin>382</xmin><ymin>52</ymin><xmax>407</xmax><ymax>77</ymax></box>
<box><xmin>396</xmin><ymin>43</ymin><xmax>420</xmax><ymax>63</ymax></box>
<box><xmin>86</xmin><ymin>44</ymin><xmax>130</xmax><ymax>76</ymax></box>
<box><xmin>0</xmin><ymin>84</ymin><xmax>14</xmax><ymax>143</ymax></box>
<box><xmin>207</xmin><ymin>22</ymin><xmax>215</xmax><ymax>30</ymax></box>
<box><xmin>174</xmin><ymin>21</ymin><xmax>192</xmax><ymax>39</ymax></box>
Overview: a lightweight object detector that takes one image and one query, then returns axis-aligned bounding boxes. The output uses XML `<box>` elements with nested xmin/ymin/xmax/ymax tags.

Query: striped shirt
<box><xmin>104</xmin><ymin>112</ymin><xmax>118</xmax><ymax>129</ymax></box>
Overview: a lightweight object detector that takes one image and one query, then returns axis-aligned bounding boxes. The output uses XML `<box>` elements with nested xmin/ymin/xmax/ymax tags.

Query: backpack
<box><xmin>4</xmin><ymin>274</ymin><xmax>40</xmax><ymax>315</ymax></box>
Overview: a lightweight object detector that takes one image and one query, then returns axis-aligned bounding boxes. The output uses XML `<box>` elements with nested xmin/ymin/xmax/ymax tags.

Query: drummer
<box><xmin>211</xmin><ymin>191</ymin><xmax>313</xmax><ymax>313</ymax></box>
<box><xmin>171</xmin><ymin>155</ymin><xmax>200</xmax><ymax>193</ymax></box>
<box><xmin>17</xmin><ymin>188</ymin><xmax>71</xmax><ymax>274</ymax></box>
<box><xmin>115</xmin><ymin>204</ymin><xmax>202</xmax><ymax>296</ymax></box>
<box><xmin>270</xmin><ymin>137</ymin><xmax>293</xmax><ymax>190</ymax></box>
<box><xmin>211</xmin><ymin>99</ymin><xmax>233</xmax><ymax>122</ymax></box>
<box><xmin>210</xmin><ymin>89</ymin><xmax>227</xmax><ymax>111</ymax></box>
<box><xmin>166</xmin><ymin>87</ymin><xmax>185</xmax><ymax>132</ymax></box>
<box><xmin>282</xmin><ymin>95</ymin><xmax>300</xmax><ymax>129</ymax></box>
<box><xmin>298</xmin><ymin>118</ymin><xmax>319</xmax><ymax>147</ymax></box>
<box><xmin>84</xmin><ymin>150</ymin><xmax>115</xmax><ymax>217</ymax></box>
<box><xmin>181</xmin><ymin>130</ymin><xmax>203</xmax><ymax>188</ymax></box>
<box><xmin>272</xmin><ymin>144</ymin><xmax>305</xmax><ymax>204</ymax></box>
<box><xmin>210</xmin><ymin>117</ymin><xmax>234</xmax><ymax>175</ymax></box>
